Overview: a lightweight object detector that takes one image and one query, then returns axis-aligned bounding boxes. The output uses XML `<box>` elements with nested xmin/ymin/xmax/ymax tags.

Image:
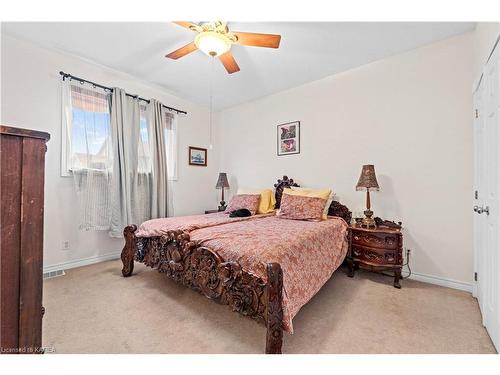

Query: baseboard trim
<box><xmin>43</xmin><ymin>252</ymin><xmax>122</xmax><ymax>274</ymax></box>
<box><xmin>44</xmin><ymin>253</ymin><xmax>473</xmax><ymax>293</ymax></box>
<box><xmin>409</xmin><ymin>271</ymin><xmax>472</xmax><ymax>293</ymax></box>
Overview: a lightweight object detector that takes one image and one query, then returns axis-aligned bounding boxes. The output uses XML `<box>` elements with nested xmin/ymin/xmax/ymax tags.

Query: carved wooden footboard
<box><xmin>121</xmin><ymin>225</ymin><xmax>284</xmax><ymax>354</ymax></box>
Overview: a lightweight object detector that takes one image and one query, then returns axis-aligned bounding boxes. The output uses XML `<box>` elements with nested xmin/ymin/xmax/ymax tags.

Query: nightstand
<box><xmin>205</xmin><ymin>209</ymin><xmax>223</xmax><ymax>214</ymax></box>
<box><xmin>347</xmin><ymin>224</ymin><xmax>403</xmax><ymax>288</ymax></box>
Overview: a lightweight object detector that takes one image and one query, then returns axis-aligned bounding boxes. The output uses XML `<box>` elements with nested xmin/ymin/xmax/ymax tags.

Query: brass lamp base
<box><xmin>361</xmin><ymin>209</ymin><xmax>376</xmax><ymax>228</ymax></box>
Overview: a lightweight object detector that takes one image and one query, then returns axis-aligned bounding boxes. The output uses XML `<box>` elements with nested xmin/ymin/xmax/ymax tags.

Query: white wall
<box><xmin>473</xmin><ymin>23</ymin><xmax>500</xmax><ymax>81</ymax></box>
<box><xmin>0</xmin><ymin>29</ymin><xmax>481</xmax><ymax>285</ymax></box>
<box><xmin>216</xmin><ymin>33</ymin><xmax>474</xmax><ymax>284</ymax></box>
<box><xmin>1</xmin><ymin>34</ymin><xmax>221</xmax><ymax>270</ymax></box>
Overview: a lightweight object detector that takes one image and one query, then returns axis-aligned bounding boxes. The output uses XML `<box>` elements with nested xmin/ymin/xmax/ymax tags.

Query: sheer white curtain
<box><xmin>164</xmin><ymin>111</ymin><xmax>177</xmax><ymax>216</ymax></box>
<box><xmin>62</xmin><ymin>79</ymin><xmax>113</xmax><ymax>230</ymax></box>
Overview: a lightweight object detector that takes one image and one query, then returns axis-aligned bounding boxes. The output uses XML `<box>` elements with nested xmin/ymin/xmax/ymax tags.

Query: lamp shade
<box><xmin>356</xmin><ymin>165</ymin><xmax>380</xmax><ymax>191</ymax></box>
<box><xmin>215</xmin><ymin>172</ymin><xmax>230</xmax><ymax>189</ymax></box>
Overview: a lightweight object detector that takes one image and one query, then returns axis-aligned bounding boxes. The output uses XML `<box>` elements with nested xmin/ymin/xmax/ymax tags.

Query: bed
<box><xmin>120</xmin><ymin>176</ymin><xmax>352</xmax><ymax>353</ymax></box>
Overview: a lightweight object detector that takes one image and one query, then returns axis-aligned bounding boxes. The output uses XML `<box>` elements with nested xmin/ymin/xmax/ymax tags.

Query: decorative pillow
<box><xmin>237</xmin><ymin>188</ymin><xmax>276</xmax><ymax>213</ymax></box>
<box><xmin>286</xmin><ymin>187</ymin><xmax>334</xmax><ymax>219</ymax></box>
<box><xmin>225</xmin><ymin>194</ymin><xmax>261</xmax><ymax>216</ymax></box>
<box><xmin>277</xmin><ymin>193</ymin><xmax>327</xmax><ymax>221</ymax></box>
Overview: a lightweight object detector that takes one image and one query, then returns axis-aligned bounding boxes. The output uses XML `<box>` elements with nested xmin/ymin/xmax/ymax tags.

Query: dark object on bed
<box><xmin>229</xmin><ymin>208</ymin><xmax>252</xmax><ymax>217</ymax></box>
<box><xmin>121</xmin><ymin>176</ymin><xmax>351</xmax><ymax>354</ymax></box>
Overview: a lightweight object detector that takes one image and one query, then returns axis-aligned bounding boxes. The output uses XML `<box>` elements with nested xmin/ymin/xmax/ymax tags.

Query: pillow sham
<box><xmin>237</xmin><ymin>188</ymin><xmax>276</xmax><ymax>213</ymax></box>
<box><xmin>277</xmin><ymin>193</ymin><xmax>327</xmax><ymax>221</ymax></box>
<box><xmin>225</xmin><ymin>194</ymin><xmax>261</xmax><ymax>216</ymax></box>
<box><xmin>285</xmin><ymin>187</ymin><xmax>333</xmax><ymax>219</ymax></box>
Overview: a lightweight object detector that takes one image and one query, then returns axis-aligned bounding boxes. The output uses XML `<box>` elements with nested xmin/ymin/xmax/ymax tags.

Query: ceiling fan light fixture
<box><xmin>167</xmin><ymin>21</ymin><xmax>281</xmax><ymax>74</ymax></box>
<box><xmin>195</xmin><ymin>31</ymin><xmax>231</xmax><ymax>57</ymax></box>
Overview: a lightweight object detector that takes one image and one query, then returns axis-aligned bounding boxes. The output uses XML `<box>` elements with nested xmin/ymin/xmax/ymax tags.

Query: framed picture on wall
<box><xmin>189</xmin><ymin>146</ymin><xmax>207</xmax><ymax>166</ymax></box>
<box><xmin>277</xmin><ymin>121</ymin><xmax>300</xmax><ymax>156</ymax></box>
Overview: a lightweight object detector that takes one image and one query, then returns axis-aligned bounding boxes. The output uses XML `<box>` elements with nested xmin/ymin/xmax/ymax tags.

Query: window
<box><xmin>62</xmin><ymin>78</ymin><xmax>179</xmax><ymax>231</ymax></box>
<box><xmin>61</xmin><ymin>82</ymin><xmax>178</xmax><ymax>179</ymax></box>
<box><xmin>164</xmin><ymin>112</ymin><xmax>178</xmax><ymax>180</ymax></box>
<box><xmin>71</xmin><ymin>107</ymin><xmax>111</xmax><ymax>170</ymax></box>
<box><xmin>138</xmin><ymin>104</ymin><xmax>151</xmax><ymax>174</ymax></box>
<box><xmin>135</xmin><ymin>107</ymin><xmax>178</xmax><ymax>180</ymax></box>
<box><xmin>61</xmin><ymin>82</ymin><xmax>113</xmax><ymax>230</ymax></box>
<box><xmin>61</xmin><ymin>82</ymin><xmax>112</xmax><ymax>176</ymax></box>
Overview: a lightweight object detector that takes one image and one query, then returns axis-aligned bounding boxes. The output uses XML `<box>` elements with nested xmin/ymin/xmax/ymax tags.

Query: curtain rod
<box><xmin>59</xmin><ymin>71</ymin><xmax>187</xmax><ymax>115</ymax></box>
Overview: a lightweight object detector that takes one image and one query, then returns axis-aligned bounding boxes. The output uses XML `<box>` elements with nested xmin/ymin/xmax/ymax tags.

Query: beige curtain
<box><xmin>148</xmin><ymin>99</ymin><xmax>169</xmax><ymax>218</ymax></box>
<box><xmin>109</xmin><ymin>88</ymin><xmax>151</xmax><ymax>237</ymax></box>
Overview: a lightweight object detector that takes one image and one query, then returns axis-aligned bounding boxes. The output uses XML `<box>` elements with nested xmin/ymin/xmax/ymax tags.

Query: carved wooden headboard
<box><xmin>273</xmin><ymin>176</ymin><xmax>299</xmax><ymax>208</ymax></box>
<box><xmin>273</xmin><ymin>176</ymin><xmax>352</xmax><ymax>224</ymax></box>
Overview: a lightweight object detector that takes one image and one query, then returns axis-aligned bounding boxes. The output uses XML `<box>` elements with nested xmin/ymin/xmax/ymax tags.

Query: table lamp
<box><xmin>216</xmin><ymin>172</ymin><xmax>230</xmax><ymax>211</ymax></box>
<box><xmin>356</xmin><ymin>165</ymin><xmax>380</xmax><ymax>228</ymax></box>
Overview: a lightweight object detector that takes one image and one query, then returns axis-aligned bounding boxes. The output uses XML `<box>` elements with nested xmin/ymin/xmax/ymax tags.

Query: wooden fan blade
<box><xmin>219</xmin><ymin>51</ymin><xmax>240</xmax><ymax>74</ymax></box>
<box><xmin>233</xmin><ymin>32</ymin><xmax>281</xmax><ymax>48</ymax></box>
<box><xmin>173</xmin><ymin>21</ymin><xmax>199</xmax><ymax>31</ymax></box>
<box><xmin>165</xmin><ymin>41</ymin><xmax>198</xmax><ymax>60</ymax></box>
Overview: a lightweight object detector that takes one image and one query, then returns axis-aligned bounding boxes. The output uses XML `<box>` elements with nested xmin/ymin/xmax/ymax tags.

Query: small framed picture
<box><xmin>277</xmin><ymin>121</ymin><xmax>300</xmax><ymax>156</ymax></box>
<box><xmin>189</xmin><ymin>146</ymin><xmax>207</xmax><ymax>166</ymax></box>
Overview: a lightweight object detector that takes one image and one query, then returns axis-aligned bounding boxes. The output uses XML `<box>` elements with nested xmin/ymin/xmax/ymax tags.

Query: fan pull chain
<box><xmin>209</xmin><ymin>55</ymin><xmax>214</xmax><ymax>150</ymax></box>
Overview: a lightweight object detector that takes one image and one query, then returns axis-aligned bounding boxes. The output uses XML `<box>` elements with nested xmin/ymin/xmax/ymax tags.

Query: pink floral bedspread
<box><xmin>189</xmin><ymin>215</ymin><xmax>349</xmax><ymax>333</ymax></box>
<box><xmin>136</xmin><ymin>212</ymin><xmax>272</xmax><ymax>237</ymax></box>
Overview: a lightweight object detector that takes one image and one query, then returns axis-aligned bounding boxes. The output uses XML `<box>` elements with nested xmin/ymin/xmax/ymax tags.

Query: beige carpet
<box><xmin>42</xmin><ymin>259</ymin><xmax>496</xmax><ymax>354</ymax></box>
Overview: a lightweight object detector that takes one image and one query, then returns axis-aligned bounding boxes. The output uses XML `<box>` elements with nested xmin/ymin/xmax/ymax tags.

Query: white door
<box><xmin>473</xmin><ymin>80</ymin><xmax>486</xmax><ymax>317</ymax></box>
<box><xmin>474</xmin><ymin>43</ymin><xmax>500</xmax><ymax>352</ymax></box>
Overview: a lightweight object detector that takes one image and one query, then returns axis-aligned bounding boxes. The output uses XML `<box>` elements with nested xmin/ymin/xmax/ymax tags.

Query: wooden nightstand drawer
<box><xmin>351</xmin><ymin>231</ymin><xmax>399</xmax><ymax>250</ymax></box>
<box><xmin>352</xmin><ymin>244</ymin><xmax>398</xmax><ymax>266</ymax></box>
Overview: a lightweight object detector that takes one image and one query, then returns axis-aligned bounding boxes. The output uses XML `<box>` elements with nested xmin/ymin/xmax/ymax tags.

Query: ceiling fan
<box><xmin>165</xmin><ymin>21</ymin><xmax>281</xmax><ymax>74</ymax></box>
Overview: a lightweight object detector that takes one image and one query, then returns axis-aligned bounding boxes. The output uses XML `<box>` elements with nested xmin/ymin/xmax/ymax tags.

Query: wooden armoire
<box><xmin>0</xmin><ymin>125</ymin><xmax>50</xmax><ymax>354</ymax></box>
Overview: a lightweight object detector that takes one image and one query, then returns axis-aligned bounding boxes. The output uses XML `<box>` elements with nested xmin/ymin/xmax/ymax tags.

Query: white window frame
<box><xmin>60</xmin><ymin>81</ymin><xmax>112</xmax><ymax>177</ymax></box>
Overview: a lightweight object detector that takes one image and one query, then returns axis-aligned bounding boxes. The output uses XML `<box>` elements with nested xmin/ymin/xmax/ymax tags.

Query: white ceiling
<box><xmin>2</xmin><ymin>22</ymin><xmax>475</xmax><ymax>110</ymax></box>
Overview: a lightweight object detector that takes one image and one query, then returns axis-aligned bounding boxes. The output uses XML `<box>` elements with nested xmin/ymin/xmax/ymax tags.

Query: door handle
<box><xmin>474</xmin><ymin>205</ymin><xmax>480</xmax><ymax>212</ymax></box>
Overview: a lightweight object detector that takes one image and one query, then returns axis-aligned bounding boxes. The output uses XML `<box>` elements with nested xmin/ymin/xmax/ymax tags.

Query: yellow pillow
<box><xmin>284</xmin><ymin>187</ymin><xmax>333</xmax><ymax>219</ymax></box>
<box><xmin>237</xmin><ymin>188</ymin><xmax>276</xmax><ymax>214</ymax></box>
